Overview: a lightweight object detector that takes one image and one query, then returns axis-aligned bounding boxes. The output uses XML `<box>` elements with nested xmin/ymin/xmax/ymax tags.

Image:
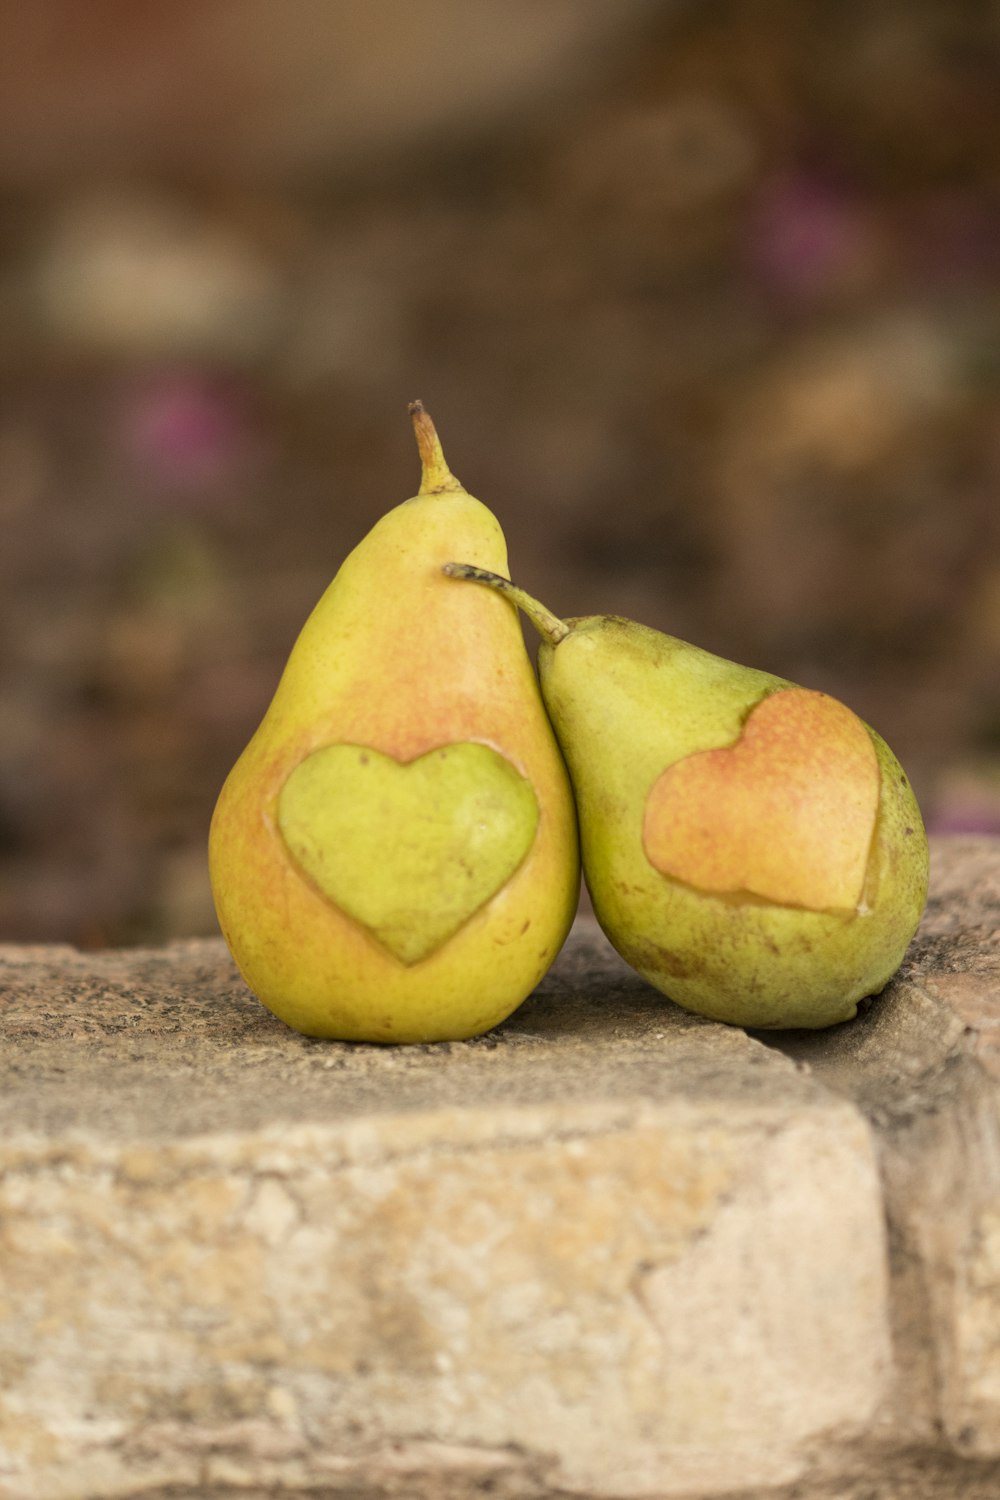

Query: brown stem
<box><xmin>442</xmin><ymin>563</ymin><xmax>571</xmax><ymax>645</ymax></box>
<box><xmin>408</xmin><ymin>400</ymin><xmax>461</xmax><ymax>493</ymax></box>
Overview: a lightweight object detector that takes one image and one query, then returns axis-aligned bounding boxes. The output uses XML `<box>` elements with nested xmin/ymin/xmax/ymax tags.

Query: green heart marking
<box><xmin>277</xmin><ymin>742</ymin><xmax>540</xmax><ymax>965</ymax></box>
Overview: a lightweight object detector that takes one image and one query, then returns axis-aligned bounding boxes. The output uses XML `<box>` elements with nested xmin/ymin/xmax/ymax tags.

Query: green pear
<box><xmin>444</xmin><ymin>564</ymin><xmax>928</xmax><ymax>1029</ymax></box>
<box><xmin>209</xmin><ymin>407</ymin><xmax>579</xmax><ymax>1043</ymax></box>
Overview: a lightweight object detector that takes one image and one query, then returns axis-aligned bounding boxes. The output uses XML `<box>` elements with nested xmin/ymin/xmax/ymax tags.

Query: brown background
<box><xmin>2</xmin><ymin>0</ymin><xmax>999</xmax><ymax>946</ymax></box>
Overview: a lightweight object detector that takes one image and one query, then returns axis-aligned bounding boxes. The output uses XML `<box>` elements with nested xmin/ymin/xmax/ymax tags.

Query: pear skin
<box><xmin>209</xmin><ymin>408</ymin><xmax>579</xmax><ymax>1043</ymax></box>
<box><xmin>444</xmin><ymin>568</ymin><xmax>928</xmax><ymax>1030</ymax></box>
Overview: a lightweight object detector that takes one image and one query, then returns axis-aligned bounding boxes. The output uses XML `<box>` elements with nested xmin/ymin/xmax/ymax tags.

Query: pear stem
<box><xmin>408</xmin><ymin>400</ymin><xmax>461</xmax><ymax>493</ymax></box>
<box><xmin>442</xmin><ymin>563</ymin><xmax>571</xmax><ymax>646</ymax></box>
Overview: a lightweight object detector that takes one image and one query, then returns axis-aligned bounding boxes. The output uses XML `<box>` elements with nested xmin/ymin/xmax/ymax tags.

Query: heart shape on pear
<box><xmin>642</xmin><ymin>688</ymin><xmax>880</xmax><ymax>912</ymax></box>
<box><xmin>277</xmin><ymin>742</ymin><xmax>539</xmax><ymax>964</ymax></box>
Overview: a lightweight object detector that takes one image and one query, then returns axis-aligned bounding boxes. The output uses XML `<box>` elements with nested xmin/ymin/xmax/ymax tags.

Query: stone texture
<box><xmin>764</xmin><ymin>837</ymin><xmax>1000</xmax><ymax>1465</ymax></box>
<box><xmin>1</xmin><ymin>836</ymin><xmax>1000</xmax><ymax>1499</ymax></box>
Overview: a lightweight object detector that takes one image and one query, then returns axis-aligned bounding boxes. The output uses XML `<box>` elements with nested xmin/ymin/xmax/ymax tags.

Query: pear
<box><xmin>209</xmin><ymin>406</ymin><xmax>579</xmax><ymax>1043</ymax></box>
<box><xmin>443</xmin><ymin>565</ymin><xmax>928</xmax><ymax>1029</ymax></box>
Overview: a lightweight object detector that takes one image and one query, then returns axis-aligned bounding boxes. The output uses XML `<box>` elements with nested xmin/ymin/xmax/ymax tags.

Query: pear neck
<box><xmin>441</xmin><ymin>564</ymin><xmax>571</xmax><ymax>646</ymax></box>
<box><xmin>408</xmin><ymin>400</ymin><xmax>462</xmax><ymax>494</ymax></box>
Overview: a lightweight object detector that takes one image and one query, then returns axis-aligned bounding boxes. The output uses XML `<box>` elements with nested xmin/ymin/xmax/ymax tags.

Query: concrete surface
<box><xmin>1</xmin><ymin>836</ymin><xmax>1000</xmax><ymax>1499</ymax></box>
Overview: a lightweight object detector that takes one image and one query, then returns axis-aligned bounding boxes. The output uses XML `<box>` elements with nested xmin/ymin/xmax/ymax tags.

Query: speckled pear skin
<box><xmin>209</xmin><ymin>409</ymin><xmax>579</xmax><ymax>1044</ymax></box>
<box><xmin>536</xmin><ymin>616</ymin><xmax>928</xmax><ymax>1030</ymax></box>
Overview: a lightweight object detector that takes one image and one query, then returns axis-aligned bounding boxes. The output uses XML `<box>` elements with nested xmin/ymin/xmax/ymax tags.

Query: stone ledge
<box><xmin>1</xmin><ymin>836</ymin><xmax>999</xmax><ymax>1500</ymax></box>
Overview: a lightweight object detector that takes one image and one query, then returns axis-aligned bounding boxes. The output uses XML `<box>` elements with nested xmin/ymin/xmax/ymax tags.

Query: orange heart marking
<box><xmin>642</xmin><ymin>688</ymin><xmax>879</xmax><ymax>912</ymax></box>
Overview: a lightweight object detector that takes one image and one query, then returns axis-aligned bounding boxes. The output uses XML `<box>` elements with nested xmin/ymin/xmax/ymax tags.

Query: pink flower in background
<box><xmin>118</xmin><ymin>372</ymin><xmax>254</xmax><ymax>495</ymax></box>
<box><xmin>928</xmin><ymin>801</ymin><xmax>1000</xmax><ymax>837</ymax></box>
<box><xmin>749</xmin><ymin>170</ymin><xmax>874</xmax><ymax>301</ymax></box>
<box><xmin>927</xmin><ymin>765</ymin><xmax>1000</xmax><ymax>836</ymax></box>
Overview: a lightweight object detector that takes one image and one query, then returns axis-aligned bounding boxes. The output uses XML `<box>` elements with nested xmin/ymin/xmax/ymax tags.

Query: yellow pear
<box><xmin>209</xmin><ymin>406</ymin><xmax>579</xmax><ymax>1042</ymax></box>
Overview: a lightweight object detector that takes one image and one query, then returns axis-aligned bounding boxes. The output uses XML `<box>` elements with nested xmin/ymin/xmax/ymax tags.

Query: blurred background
<box><xmin>2</xmin><ymin>0</ymin><xmax>1000</xmax><ymax>947</ymax></box>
